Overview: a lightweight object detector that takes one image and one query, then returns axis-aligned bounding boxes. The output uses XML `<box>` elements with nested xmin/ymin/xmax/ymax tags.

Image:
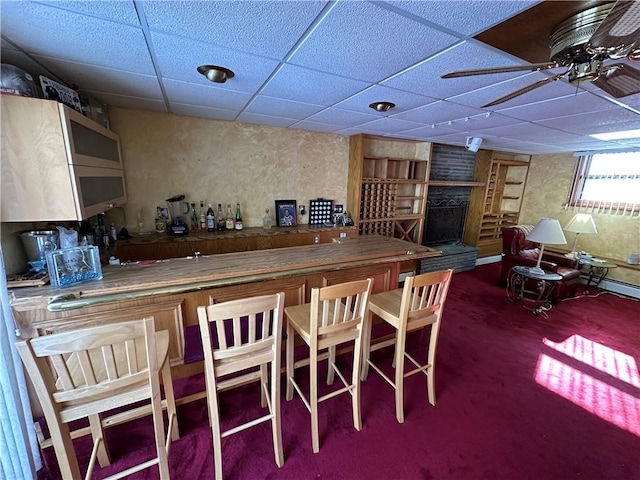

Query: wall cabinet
<box><xmin>463</xmin><ymin>150</ymin><xmax>530</xmax><ymax>256</ymax></box>
<box><xmin>1</xmin><ymin>95</ymin><xmax>126</xmax><ymax>222</ymax></box>
<box><xmin>347</xmin><ymin>134</ymin><xmax>432</xmax><ymax>244</ymax></box>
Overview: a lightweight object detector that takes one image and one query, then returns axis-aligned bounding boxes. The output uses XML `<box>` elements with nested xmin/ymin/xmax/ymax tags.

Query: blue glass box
<box><xmin>46</xmin><ymin>246</ymin><xmax>102</xmax><ymax>288</ymax></box>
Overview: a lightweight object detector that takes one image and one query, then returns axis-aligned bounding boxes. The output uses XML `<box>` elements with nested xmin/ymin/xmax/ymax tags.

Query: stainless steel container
<box><xmin>19</xmin><ymin>230</ymin><xmax>59</xmax><ymax>262</ymax></box>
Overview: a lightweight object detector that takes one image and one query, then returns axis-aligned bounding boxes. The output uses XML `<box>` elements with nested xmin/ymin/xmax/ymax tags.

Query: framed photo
<box><xmin>275</xmin><ymin>200</ymin><xmax>297</xmax><ymax>227</ymax></box>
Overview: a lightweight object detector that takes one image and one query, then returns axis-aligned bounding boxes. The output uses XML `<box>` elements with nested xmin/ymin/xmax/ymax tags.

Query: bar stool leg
<box><xmin>394</xmin><ymin>330</ymin><xmax>407</xmax><ymax>424</ymax></box>
<box><xmin>360</xmin><ymin>312</ymin><xmax>373</xmax><ymax>381</ymax></box>
<box><xmin>310</xmin><ymin>349</ymin><xmax>320</xmax><ymax>453</ymax></box>
<box><xmin>88</xmin><ymin>414</ymin><xmax>111</xmax><ymax>467</ymax></box>
<box><xmin>286</xmin><ymin>322</ymin><xmax>295</xmax><ymax>401</ymax></box>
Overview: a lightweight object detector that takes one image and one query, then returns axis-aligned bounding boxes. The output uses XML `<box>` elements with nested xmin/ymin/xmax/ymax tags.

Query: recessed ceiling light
<box><xmin>590</xmin><ymin>129</ymin><xmax>640</xmax><ymax>140</ymax></box>
<box><xmin>369</xmin><ymin>101</ymin><xmax>395</xmax><ymax>112</ymax></box>
<box><xmin>197</xmin><ymin>65</ymin><xmax>235</xmax><ymax>83</ymax></box>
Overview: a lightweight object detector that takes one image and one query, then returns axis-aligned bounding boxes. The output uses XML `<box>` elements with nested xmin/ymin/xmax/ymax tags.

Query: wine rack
<box><xmin>348</xmin><ymin>134</ymin><xmax>431</xmax><ymax>243</ymax></box>
<box><xmin>463</xmin><ymin>150</ymin><xmax>530</xmax><ymax>256</ymax></box>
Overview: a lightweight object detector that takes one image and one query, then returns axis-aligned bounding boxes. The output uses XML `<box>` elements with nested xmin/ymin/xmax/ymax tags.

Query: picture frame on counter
<box><xmin>275</xmin><ymin>200</ymin><xmax>297</xmax><ymax>227</ymax></box>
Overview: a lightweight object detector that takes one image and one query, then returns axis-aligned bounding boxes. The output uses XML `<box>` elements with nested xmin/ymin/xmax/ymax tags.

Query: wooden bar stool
<box><xmin>16</xmin><ymin>317</ymin><xmax>179</xmax><ymax>479</ymax></box>
<box><xmin>361</xmin><ymin>269</ymin><xmax>453</xmax><ymax>423</ymax></box>
<box><xmin>197</xmin><ymin>292</ymin><xmax>285</xmax><ymax>479</ymax></box>
<box><xmin>285</xmin><ymin>278</ymin><xmax>372</xmax><ymax>453</ymax></box>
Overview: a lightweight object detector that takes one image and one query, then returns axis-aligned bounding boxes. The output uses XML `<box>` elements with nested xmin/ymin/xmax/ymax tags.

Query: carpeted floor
<box><xmin>40</xmin><ymin>263</ymin><xmax>640</xmax><ymax>479</ymax></box>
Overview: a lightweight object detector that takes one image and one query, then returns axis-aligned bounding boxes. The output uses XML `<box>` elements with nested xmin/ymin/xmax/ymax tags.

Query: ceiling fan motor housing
<box><xmin>549</xmin><ymin>3</ymin><xmax>613</xmax><ymax>83</ymax></box>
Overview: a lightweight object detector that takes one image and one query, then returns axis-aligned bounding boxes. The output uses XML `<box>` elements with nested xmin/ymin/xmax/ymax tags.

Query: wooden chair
<box><xmin>197</xmin><ymin>292</ymin><xmax>285</xmax><ymax>480</ymax></box>
<box><xmin>361</xmin><ymin>269</ymin><xmax>453</xmax><ymax>423</ymax></box>
<box><xmin>285</xmin><ymin>278</ymin><xmax>373</xmax><ymax>453</ymax></box>
<box><xmin>16</xmin><ymin>317</ymin><xmax>179</xmax><ymax>479</ymax></box>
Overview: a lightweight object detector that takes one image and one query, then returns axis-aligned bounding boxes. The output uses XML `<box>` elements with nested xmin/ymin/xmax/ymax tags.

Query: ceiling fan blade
<box><xmin>441</xmin><ymin>62</ymin><xmax>558</xmax><ymax>79</ymax></box>
<box><xmin>588</xmin><ymin>0</ymin><xmax>640</xmax><ymax>53</ymax></box>
<box><xmin>593</xmin><ymin>63</ymin><xmax>640</xmax><ymax>97</ymax></box>
<box><xmin>482</xmin><ymin>73</ymin><xmax>565</xmax><ymax>108</ymax></box>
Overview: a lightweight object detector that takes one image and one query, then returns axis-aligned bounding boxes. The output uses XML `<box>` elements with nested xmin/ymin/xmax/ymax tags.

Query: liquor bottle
<box><xmin>225</xmin><ymin>204</ymin><xmax>234</xmax><ymax>230</ymax></box>
<box><xmin>206</xmin><ymin>203</ymin><xmax>215</xmax><ymax>232</ymax></box>
<box><xmin>190</xmin><ymin>203</ymin><xmax>199</xmax><ymax>231</ymax></box>
<box><xmin>235</xmin><ymin>203</ymin><xmax>243</xmax><ymax>230</ymax></box>
<box><xmin>263</xmin><ymin>208</ymin><xmax>272</xmax><ymax>230</ymax></box>
<box><xmin>199</xmin><ymin>201</ymin><xmax>206</xmax><ymax>231</ymax></box>
<box><xmin>217</xmin><ymin>203</ymin><xmax>226</xmax><ymax>231</ymax></box>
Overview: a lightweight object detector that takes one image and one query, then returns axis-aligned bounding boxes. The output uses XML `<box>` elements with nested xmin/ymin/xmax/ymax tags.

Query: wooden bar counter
<box><xmin>11</xmin><ymin>236</ymin><xmax>440</xmax><ymax>383</ymax></box>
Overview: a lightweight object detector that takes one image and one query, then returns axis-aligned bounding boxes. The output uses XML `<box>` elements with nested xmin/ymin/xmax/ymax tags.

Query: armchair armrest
<box><xmin>542</xmin><ymin>252</ymin><xmax>578</xmax><ymax>269</ymax></box>
<box><xmin>505</xmin><ymin>256</ymin><xmax>559</xmax><ymax>273</ymax></box>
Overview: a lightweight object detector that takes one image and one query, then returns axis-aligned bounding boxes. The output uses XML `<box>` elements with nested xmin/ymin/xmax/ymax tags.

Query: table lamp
<box><xmin>525</xmin><ymin>218</ymin><xmax>567</xmax><ymax>275</ymax></box>
<box><xmin>564</xmin><ymin>213</ymin><xmax>598</xmax><ymax>255</ymax></box>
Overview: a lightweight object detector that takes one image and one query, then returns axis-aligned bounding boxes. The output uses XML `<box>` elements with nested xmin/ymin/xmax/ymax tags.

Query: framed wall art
<box><xmin>275</xmin><ymin>200</ymin><xmax>297</xmax><ymax>227</ymax></box>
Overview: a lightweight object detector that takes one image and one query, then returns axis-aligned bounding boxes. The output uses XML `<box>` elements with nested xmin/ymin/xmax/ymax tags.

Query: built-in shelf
<box><xmin>428</xmin><ymin>181</ymin><xmax>485</xmax><ymax>187</ymax></box>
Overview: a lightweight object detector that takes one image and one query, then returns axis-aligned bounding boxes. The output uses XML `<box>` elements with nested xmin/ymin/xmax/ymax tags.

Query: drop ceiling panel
<box><xmin>354</xmin><ymin>117</ymin><xmax>424</xmax><ymax>134</ymax></box>
<box><xmin>393</xmin><ymin>101</ymin><xmax>484</xmax><ymax>124</ymax></box>
<box><xmin>31</xmin><ymin>55</ymin><xmax>163</xmax><ymax>99</ymax></box>
<box><xmin>288</xmin><ymin>1</ymin><xmax>458</xmax><ymax>83</ymax></box>
<box><xmin>170</xmin><ymin>103</ymin><xmax>238</xmax><ymax>121</ymax></box>
<box><xmin>236</xmin><ymin>112</ymin><xmax>297</xmax><ymax>128</ymax></box>
<box><xmin>538</xmin><ymin>109</ymin><xmax>640</xmax><ymax>135</ymax></box>
<box><xmin>37</xmin><ymin>0</ymin><xmax>140</xmax><ymax>24</ymax></box>
<box><xmin>291</xmin><ymin>120</ymin><xmax>343</xmax><ymax>133</ymax></box>
<box><xmin>0</xmin><ymin>2</ymin><xmax>155</xmax><ymax>75</ymax></box>
<box><xmin>86</xmin><ymin>91</ymin><xmax>167</xmax><ymax>113</ymax></box>
<box><xmin>386</xmin><ymin>0</ymin><xmax>541</xmax><ymax>36</ymax></box>
<box><xmin>496</xmin><ymin>91</ymin><xmax>618</xmax><ymax>122</ymax></box>
<box><xmin>304</xmin><ymin>107</ymin><xmax>380</xmax><ymax>127</ymax></box>
<box><xmin>260</xmin><ymin>64</ymin><xmax>369</xmax><ymax>105</ymax></box>
<box><xmin>163</xmin><ymin>79</ymin><xmax>252</xmax><ymax>110</ymax></box>
<box><xmin>244</xmin><ymin>96</ymin><xmax>325</xmax><ymax>119</ymax></box>
<box><xmin>141</xmin><ymin>0</ymin><xmax>328</xmax><ymax>60</ymax></box>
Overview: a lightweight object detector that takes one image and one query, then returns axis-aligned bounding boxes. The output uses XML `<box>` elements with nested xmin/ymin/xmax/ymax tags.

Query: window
<box><xmin>569</xmin><ymin>152</ymin><xmax>640</xmax><ymax>213</ymax></box>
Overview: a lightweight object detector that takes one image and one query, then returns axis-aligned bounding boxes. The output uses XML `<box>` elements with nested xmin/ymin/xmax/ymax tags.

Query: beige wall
<box><xmin>520</xmin><ymin>153</ymin><xmax>640</xmax><ymax>286</ymax></box>
<box><xmin>105</xmin><ymin>108</ymin><xmax>350</xmax><ymax>232</ymax></box>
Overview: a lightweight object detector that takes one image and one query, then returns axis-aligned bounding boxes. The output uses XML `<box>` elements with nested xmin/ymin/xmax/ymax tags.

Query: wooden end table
<box><xmin>507</xmin><ymin>266</ymin><xmax>562</xmax><ymax>316</ymax></box>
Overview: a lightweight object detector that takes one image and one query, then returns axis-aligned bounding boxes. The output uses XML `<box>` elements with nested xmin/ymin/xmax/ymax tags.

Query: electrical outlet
<box><xmin>340</xmin><ymin>232</ymin><xmax>347</xmax><ymax>238</ymax></box>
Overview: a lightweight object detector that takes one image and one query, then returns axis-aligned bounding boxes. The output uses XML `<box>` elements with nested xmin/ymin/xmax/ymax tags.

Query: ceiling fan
<box><xmin>442</xmin><ymin>1</ymin><xmax>640</xmax><ymax>108</ymax></box>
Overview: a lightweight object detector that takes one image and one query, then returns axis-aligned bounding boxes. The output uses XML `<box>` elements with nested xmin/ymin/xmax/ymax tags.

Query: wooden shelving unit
<box><xmin>348</xmin><ymin>134</ymin><xmax>431</xmax><ymax>244</ymax></box>
<box><xmin>463</xmin><ymin>150</ymin><xmax>530</xmax><ymax>256</ymax></box>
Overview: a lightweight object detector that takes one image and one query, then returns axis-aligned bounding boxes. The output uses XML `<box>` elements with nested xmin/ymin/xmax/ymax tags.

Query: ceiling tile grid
<box><xmin>1</xmin><ymin>0</ymin><xmax>640</xmax><ymax>154</ymax></box>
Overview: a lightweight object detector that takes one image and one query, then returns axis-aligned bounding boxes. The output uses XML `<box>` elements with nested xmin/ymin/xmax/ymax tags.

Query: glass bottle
<box><xmin>235</xmin><ymin>203</ymin><xmax>243</xmax><ymax>230</ymax></box>
<box><xmin>199</xmin><ymin>201</ymin><xmax>206</xmax><ymax>231</ymax></box>
<box><xmin>217</xmin><ymin>203</ymin><xmax>226</xmax><ymax>231</ymax></box>
<box><xmin>190</xmin><ymin>203</ymin><xmax>198</xmax><ymax>231</ymax></box>
<box><xmin>206</xmin><ymin>203</ymin><xmax>215</xmax><ymax>232</ymax></box>
<box><xmin>263</xmin><ymin>208</ymin><xmax>272</xmax><ymax>230</ymax></box>
<box><xmin>225</xmin><ymin>204</ymin><xmax>234</xmax><ymax>230</ymax></box>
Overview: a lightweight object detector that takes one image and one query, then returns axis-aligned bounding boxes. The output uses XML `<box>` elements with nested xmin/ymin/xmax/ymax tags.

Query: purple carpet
<box><xmin>39</xmin><ymin>263</ymin><xmax>640</xmax><ymax>479</ymax></box>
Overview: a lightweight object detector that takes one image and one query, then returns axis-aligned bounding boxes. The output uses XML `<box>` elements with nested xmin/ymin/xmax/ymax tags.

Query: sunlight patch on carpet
<box><xmin>534</xmin><ymin>335</ymin><xmax>640</xmax><ymax>437</ymax></box>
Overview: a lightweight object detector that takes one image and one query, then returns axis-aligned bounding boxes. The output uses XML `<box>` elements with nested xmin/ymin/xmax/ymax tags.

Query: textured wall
<box><xmin>106</xmin><ymin>108</ymin><xmax>349</xmax><ymax>231</ymax></box>
<box><xmin>521</xmin><ymin>153</ymin><xmax>639</xmax><ymax>286</ymax></box>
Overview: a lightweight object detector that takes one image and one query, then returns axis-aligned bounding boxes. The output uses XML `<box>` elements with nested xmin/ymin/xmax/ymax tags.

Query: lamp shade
<box><xmin>526</xmin><ymin>218</ymin><xmax>567</xmax><ymax>245</ymax></box>
<box><xmin>564</xmin><ymin>213</ymin><xmax>598</xmax><ymax>235</ymax></box>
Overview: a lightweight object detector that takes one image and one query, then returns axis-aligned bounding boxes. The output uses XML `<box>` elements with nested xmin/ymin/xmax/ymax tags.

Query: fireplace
<box><xmin>422</xmin><ymin>199</ymin><xmax>469</xmax><ymax>246</ymax></box>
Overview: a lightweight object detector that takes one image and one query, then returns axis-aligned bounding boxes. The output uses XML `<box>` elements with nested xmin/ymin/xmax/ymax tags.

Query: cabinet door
<box><xmin>71</xmin><ymin>165</ymin><xmax>127</xmax><ymax>219</ymax></box>
<box><xmin>1</xmin><ymin>96</ymin><xmax>78</xmax><ymax>221</ymax></box>
<box><xmin>60</xmin><ymin>105</ymin><xmax>123</xmax><ymax>170</ymax></box>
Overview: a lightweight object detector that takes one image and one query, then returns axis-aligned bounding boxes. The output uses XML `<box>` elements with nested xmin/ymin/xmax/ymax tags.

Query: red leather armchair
<box><xmin>501</xmin><ymin>225</ymin><xmax>582</xmax><ymax>300</ymax></box>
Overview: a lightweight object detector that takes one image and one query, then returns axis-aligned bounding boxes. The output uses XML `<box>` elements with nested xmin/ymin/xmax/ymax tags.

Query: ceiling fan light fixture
<box><xmin>369</xmin><ymin>101</ymin><xmax>395</xmax><ymax>112</ymax></box>
<box><xmin>197</xmin><ymin>65</ymin><xmax>235</xmax><ymax>83</ymax></box>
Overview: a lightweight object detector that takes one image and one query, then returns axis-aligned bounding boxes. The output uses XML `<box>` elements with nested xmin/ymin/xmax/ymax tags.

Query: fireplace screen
<box><xmin>422</xmin><ymin>200</ymin><xmax>468</xmax><ymax>246</ymax></box>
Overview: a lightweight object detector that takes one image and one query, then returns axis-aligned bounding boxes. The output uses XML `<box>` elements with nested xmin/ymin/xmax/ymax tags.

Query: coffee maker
<box><xmin>167</xmin><ymin>195</ymin><xmax>190</xmax><ymax>236</ymax></box>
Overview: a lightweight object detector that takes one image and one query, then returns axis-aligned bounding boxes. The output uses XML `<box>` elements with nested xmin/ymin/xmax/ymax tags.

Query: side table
<box><xmin>578</xmin><ymin>259</ymin><xmax>617</xmax><ymax>291</ymax></box>
<box><xmin>507</xmin><ymin>266</ymin><xmax>562</xmax><ymax>316</ymax></box>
